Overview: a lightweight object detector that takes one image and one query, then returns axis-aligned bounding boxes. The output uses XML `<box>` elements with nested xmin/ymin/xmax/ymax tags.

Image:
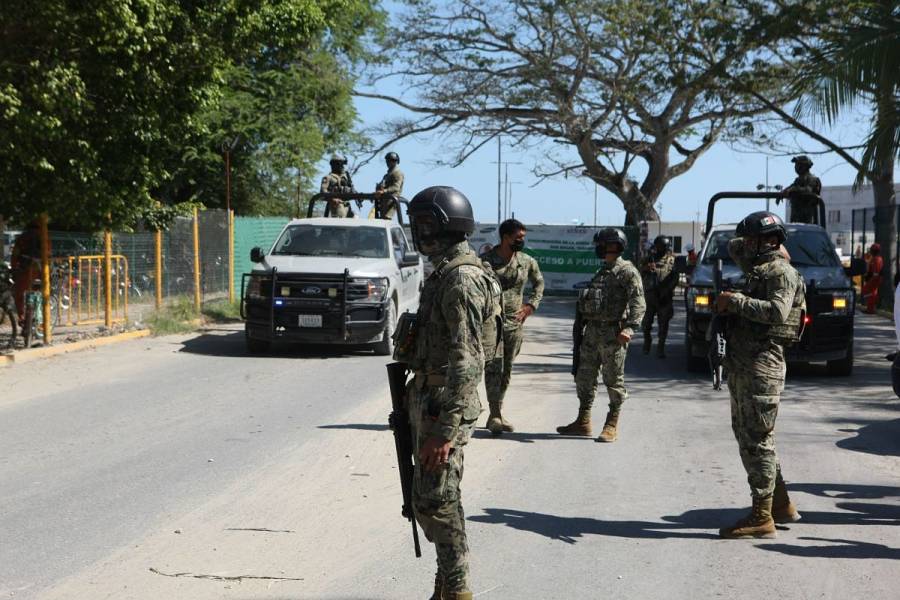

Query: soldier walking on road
<box><xmin>558</xmin><ymin>228</ymin><xmax>645</xmax><ymax>442</ymax></box>
<box><xmin>783</xmin><ymin>155</ymin><xmax>822</xmax><ymax>224</ymax></box>
<box><xmin>320</xmin><ymin>154</ymin><xmax>355</xmax><ymax>217</ymax></box>
<box><xmin>403</xmin><ymin>186</ymin><xmax>501</xmax><ymax>600</ymax></box>
<box><xmin>374</xmin><ymin>152</ymin><xmax>404</xmax><ymax>219</ymax></box>
<box><xmin>481</xmin><ymin>219</ymin><xmax>545</xmax><ymax>435</ymax></box>
<box><xmin>716</xmin><ymin>211</ymin><xmax>805</xmax><ymax>539</ymax></box>
<box><xmin>640</xmin><ymin>235</ymin><xmax>677</xmax><ymax>358</ymax></box>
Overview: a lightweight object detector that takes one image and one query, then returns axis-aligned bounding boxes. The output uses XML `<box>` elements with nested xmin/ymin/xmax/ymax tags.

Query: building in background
<box><xmin>638</xmin><ymin>221</ymin><xmax>704</xmax><ymax>254</ymax></box>
<box><xmin>820</xmin><ymin>184</ymin><xmax>900</xmax><ymax>257</ymax></box>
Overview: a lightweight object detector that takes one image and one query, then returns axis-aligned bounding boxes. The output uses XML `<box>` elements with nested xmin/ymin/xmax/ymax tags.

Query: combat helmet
<box><xmin>735</xmin><ymin>211</ymin><xmax>787</xmax><ymax>244</ymax></box>
<box><xmin>593</xmin><ymin>227</ymin><xmax>628</xmax><ymax>253</ymax></box>
<box><xmin>407</xmin><ymin>186</ymin><xmax>475</xmax><ymax>254</ymax></box>
<box><xmin>385</xmin><ymin>152</ymin><xmax>400</xmax><ymax>164</ymax></box>
<box><xmin>653</xmin><ymin>235</ymin><xmax>673</xmax><ymax>252</ymax></box>
<box><xmin>329</xmin><ymin>153</ymin><xmax>347</xmax><ymax>165</ymax></box>
<box><xmin>791</xmin><ymin>155</ymin><xmax>813</xmax><ymax>166</ymax></box>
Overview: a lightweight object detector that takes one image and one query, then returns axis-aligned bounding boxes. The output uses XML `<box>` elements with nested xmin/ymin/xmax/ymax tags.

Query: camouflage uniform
<box><xmin>406</xmin><ymin>240</ymin><xmax>493</xmax><ymax>594</ymax></box>
<box><xmin>376</xmin><ymin>166</ymin><xmax>405</xmax><ymax>219</ymax></box>
<box><xmin>481</xmin><ymin>248</ymin><xmax>544</xmax><ymax>417</ymax></box>
<box><xmin>723</xmin><ymin>240</ymin><xmax>805</xmax><ymax>500</ymax></box>
<box><xmin>639</xmin><ymin>251</ymin><xmax>676</xmax><ymax>353</ymax></box>
<box><xmin>784</xmin><ymin>172</ymin><xmax>822</xmax><ymax>224</ymax></box>
<box><xmin>320</xmin><ymin>171</ymin><xmax>354</xmax><ymax>218</ymax></box>
<box><xmin>575</xmin><ymin>256</ymin><xmax>645</xmax><ymax>412</ymax></box>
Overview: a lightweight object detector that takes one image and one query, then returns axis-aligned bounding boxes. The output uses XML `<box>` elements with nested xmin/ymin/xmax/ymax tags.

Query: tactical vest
<box><xmin>578</xmin><ymin>259</ymin><xmax>634</xmax><ymax>323</ymax></box>
<box><xmin>394</xmin><ymin>252</ymin><xmax>503</xmax><ymax>368</ymax></box>
<box><xmin>736</xmin><ymin>260</ymin><xmax>806</xmax><ymax>346</ymax></box>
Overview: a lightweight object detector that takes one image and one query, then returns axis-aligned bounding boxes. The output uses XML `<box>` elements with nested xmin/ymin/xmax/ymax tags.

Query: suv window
<box><xmin>701</xmin><ymin>228</ymin><xmax>840</xmax><ymax>267</ymax></box>
<box><xmin>271</xmin><ymin>225</ymin><xmax>389</xmax><ymax>258</ymax></box>
<box><xmin>391</xmin><ymin>228</ymin><xmax>409</xmax><ymax>263</ymax></box>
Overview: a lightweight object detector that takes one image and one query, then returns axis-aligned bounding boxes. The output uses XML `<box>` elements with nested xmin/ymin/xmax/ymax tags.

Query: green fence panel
<box><xmin>234</xmin><ymin>217</ymin><xmax>289</xmax><ymax>294</ymax></box>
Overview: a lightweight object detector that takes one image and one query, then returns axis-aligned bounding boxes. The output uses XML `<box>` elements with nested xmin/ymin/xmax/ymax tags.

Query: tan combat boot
<box><xmin>430</xmin><ymin>573</ymin><xmax>445</xmax><ymax>600</ymax></box>
<box><xmin>719</xmin><ymin>496</ymin><xmax>777</xmax><ymax>539</ymax></box>
<box><xmin>773</xmin><ymin>474</ymin><xmax>801</xmax><ymax>523</ymax></box>
<box><xmin>556</xmin><ymin>409</ymin><xmax>592</xmax><ymax>436</ymax></box>
<box><xmin>447</xmin><ymin>593</ymin><xmax>472</xmax><ymax>600</ymax></box>
<box><xmin>595</xmin><ymin>411</ymin><xmax>619</xmax><ymax>443</ymax></box>
<box><xmin>485</xmin><ymin>410</ymin><xmax>504</xmax><ymax>436</ymax></box>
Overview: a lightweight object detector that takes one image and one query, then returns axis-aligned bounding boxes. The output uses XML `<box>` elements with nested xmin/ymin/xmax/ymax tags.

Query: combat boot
<box><xmin>656</xmin><ymin>336</ymin><xmax>666</xmax><ymax>359</ymax></box>
<box><xmin>485</xmin><ymin>401</ymin><xmax>507</xmax><ymax>435</ymax></box>
<box><xmin>773</xmin><ymin>474</ymin><xmax>801</xmax><ymax>523</ymax></box>
<box><xmin>719</xmin><ymin>497</ymin><xmax>777</xmax><ymax>539</ymax></box>
<box><xmin>595</xmin><ymin>410</ymin><xmax>619</xmax><ymax>443</ymax></box>
<box><xmin>642</xmin><ymin>334</ymin><xmax>652</xmax><ymax>355</ymax></box>
<box><xmin>556</xmin><ymin>409</ymin><xmax>592</xmax><ymax>436</ymax></box>
<box><xmin>446</xmin><ymin>593</ymin><xmax>472</xmax><ymax>600</ymax></box>
<box><xmin>430</xmin><ymin>573</ymin><xmax>445</xmax><ymax>600</ymax></box>
<box><xmin>500</xmin><ymin>415</ymin><xmax>515</xmax><ymax>433</ymax></box>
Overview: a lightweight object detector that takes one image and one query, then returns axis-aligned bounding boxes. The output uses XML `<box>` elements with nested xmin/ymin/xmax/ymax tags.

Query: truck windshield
<box><xmin>701</xmin><ymin>229</ymin><xmax>840</xmax><ymax>267</ymax></box>
<box><xmin>271</xmin><ymin>225</ymin><xmax>390</xmax><ymax>258</ymax></box>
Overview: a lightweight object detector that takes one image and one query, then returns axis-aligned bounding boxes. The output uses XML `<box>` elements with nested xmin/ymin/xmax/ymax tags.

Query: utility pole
<box><xmin>593</xmin><ymin>183</ymin><xmax>598</xmax><ymax>227</ymax></box>
<box><xmin>490</xmin><ymin>147</ymin><xmax>522</xmax><ymax>224</ymax></box>
<box><xmin>497</xmin><ymin>137</ymin><xmax>502</xmax><ymax>226</ymax></box>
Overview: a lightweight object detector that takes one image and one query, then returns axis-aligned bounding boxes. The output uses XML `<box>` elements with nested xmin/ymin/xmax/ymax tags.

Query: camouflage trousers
<box><xmin>409</xmin><ymin>384</ymin><xmax>476</xmax><ymax>593</ymax></box>
<box><xmin>641</xmin><ymin>295</ymin><xmax>674</xmax><ymax>340</ymax></box>
<box><xmin>484</xmin><ymin>322</ymin><xmax>524</xmax><ymax>409</ymax></box>
<box><xmin>575</xmin><ymin>323</ymin><xmax>628</xmax><ymax>412</ymax></box>
<box><xmin>726</xmin><ymin>345</ymin><xmax>785</xmax><ymax>499</ymax></box>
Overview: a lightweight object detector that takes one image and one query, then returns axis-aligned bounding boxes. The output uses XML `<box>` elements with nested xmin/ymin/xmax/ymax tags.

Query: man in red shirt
<box><xmin>862</xmin><ymin>243</ymin><xmax>884</xmax><ymax>314</ymax></box>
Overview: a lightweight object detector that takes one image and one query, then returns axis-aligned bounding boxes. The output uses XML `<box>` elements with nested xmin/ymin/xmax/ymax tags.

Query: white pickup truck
<box><xmin>241</xmin><ymin>216</ymin><xmax>424</xmax><ymax>355</ymax></box>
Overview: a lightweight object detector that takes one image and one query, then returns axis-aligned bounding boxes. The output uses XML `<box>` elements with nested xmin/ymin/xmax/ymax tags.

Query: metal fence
<box><xmin>850</xmin><ymin>205</ymin><xmax>900</xmax><ymax>259</ymax></box>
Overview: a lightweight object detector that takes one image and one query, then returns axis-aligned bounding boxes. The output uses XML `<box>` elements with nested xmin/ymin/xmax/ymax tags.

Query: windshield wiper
<box><xmin>272</xmin><ymin>251</ymin><xmax>314</xmax><ymax>256</ymax></box>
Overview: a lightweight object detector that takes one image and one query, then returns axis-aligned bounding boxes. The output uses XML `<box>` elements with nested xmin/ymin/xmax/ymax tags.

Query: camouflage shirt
<box><xmin>378</xmin><ymin>166</ymin><xmax>404</xmax><ymax>196</ymax></box>
<box><xmin>320</xmin><ymin>171</ymin><xmax>354</xmax><ymax>194</ymax></box>
<box><xmin>481</xmin><ymin>247</ymin><xmax>545</xmax><ymax>323</ymax></box>
<box><xmin>413</xmin><ymin>241</ymin><xmax>492</xmax><ymax>441</ymax></box>
<box><xmin>577</xmin><ymin>256</ymin><xmax>645</xmax><ymax>336</ymax></box>
<box><xmin>639</xmin><ymin>251</ymin><xmax>676</xmax><ymax>299</ymax></box>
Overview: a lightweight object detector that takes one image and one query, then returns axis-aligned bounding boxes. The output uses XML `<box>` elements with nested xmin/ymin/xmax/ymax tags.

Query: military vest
<box><xmin>735</xmin><ymin>258</ymin><xmax>806</xmax><ymax>346</ymax></box>
<box><xmin>578</xmin><ymin>259</ymin><xmax>636</xmax><ymax>323</ymax></box>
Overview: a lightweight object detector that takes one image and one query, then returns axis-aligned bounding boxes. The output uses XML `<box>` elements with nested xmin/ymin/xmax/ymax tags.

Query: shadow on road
<box><xmin>318</xmin><ymin>423</ymin><xmax>390</xmax><ymax>432</ymax></box>
<box><xmin>790</xmin><ymin>482</ymin><xmax>900</xmax><ymax>500</ymax></box>
<box><xmin>757</xmin><ymin>537</ymin><xmax>900</xmax><ymax>560</ymax></box>
<box><xmin>469</xmin><ymin>507</ymin><xmax>725</xmax><ymax>543</ymax></box>
<box><xmin>177</xmin><ymin>330</ymin><xmax>374</xmax><ymax>359</ymax></box>
<box><xmin>834</xmin><ymin>418</ymin><xmax>900</xmax><ymax>458</ymax></box>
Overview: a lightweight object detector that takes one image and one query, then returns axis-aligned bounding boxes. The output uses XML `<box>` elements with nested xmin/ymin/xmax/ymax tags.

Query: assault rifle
<box><xmin>386</xmin><ymin>361</ymin><xmax>422</xmax><ymax>557</ymax></box>
<box><xmin>707</xmin><ymin>259</ymin><xmax>728</xmax><ymax>390</ymax></box>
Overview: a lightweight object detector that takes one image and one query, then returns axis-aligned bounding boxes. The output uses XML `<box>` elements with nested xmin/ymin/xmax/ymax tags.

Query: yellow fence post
<box><xmin>104</xmin><ymin>230</ymin><xmax>112</xmax><ymax>328</ymax></box>
<box><xmin>228</xmin><ymin>209</ymin><xmax>235</xmax><ymax>303</ymax></box>
<box><xmin>39</xmin><ymin>213</ymin><xmax>52</xmax><ymax>344</ymax></box>
<box><xmin>193</xmin><ymin>207</ymin><xmax>201</xmax><ymax>312</ymax></box>
<box><xmin>155</xmin><ymin>229</ymin><xmax>163</xmax><ymax>310</ymax></box>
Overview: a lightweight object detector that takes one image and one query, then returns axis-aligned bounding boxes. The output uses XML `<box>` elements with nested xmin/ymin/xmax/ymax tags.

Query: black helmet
<box><xmin>593</xmin><ymin>227</ymin><xmax>627</xmax><ymax>252</ymax></box>
<box><xmin>408</xmin><ymin>186</ymin><xmax>474</xmax><ymax>253</ymax></box>
<box><xmin>735</xmin><ymin>211</ymin><xmax>787</xmax><ymax>243</ymax></box>
<box><xmin>791</xmin><ymin>155</ymin><xmax>813</xmax><ymax>166</ymax></box>
<box><xmin>385</xmin><ymin>152</ymin><xmax>399</xmax><ymax>163</ymax></box>
<box><xmin>329</xmin><ymin>153</ymin><xmax>347</xmax><ymax>164</ymax></box>
<box><xmin>653</xmin><ymin>235</ymin><xmax>672</xmax><ymax>251</ymax></box>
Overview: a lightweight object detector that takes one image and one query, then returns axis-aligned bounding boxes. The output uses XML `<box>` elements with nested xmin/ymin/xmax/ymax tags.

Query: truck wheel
<box><xmin>827</xmin><ymin>345</ymin><xmax>853</xmax><ymax>376</ymax></box>
<box><xmin>245</xmin><ymin>331</ymin><xmax>271</xmax><ymax>354</ymax></box>
<box><xmin>373</xmin><ymin>301</ymin><xmax>397</xmax><ymax>356</ymax></box>
<box><xmin>685</xmin><ymin>336</ymin><xmax>707</xmax><ymax>372</ymax></box>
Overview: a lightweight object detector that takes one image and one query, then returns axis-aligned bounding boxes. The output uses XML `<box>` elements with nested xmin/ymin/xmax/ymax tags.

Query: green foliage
<box><xmin>0</xmin><ymin>1</ymin><xmax>384</xmax><ymax>229</ymax></box>
<box><xmin>144</xmin><ymin>295</ymin><xmax>199</xmax><ymax>335</ymax></box>
<box><xmin>201</xmin><ymin>298</ymin><xmax>243</xmax><ymax>322</ymax></box>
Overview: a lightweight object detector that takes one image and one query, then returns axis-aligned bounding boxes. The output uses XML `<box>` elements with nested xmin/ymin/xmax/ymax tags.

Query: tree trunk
<box><xmin>872</xmin><ymin>162</ymin><xmax>896</xmax><ymax>310</ymax></box>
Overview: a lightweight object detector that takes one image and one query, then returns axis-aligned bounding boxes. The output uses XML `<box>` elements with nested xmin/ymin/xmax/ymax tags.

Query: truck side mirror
<box><xmin>845</xmin><ymin>257</ymin><xmax>866</xmax><ymax>277</ymax></box>
<box><xmin>400</xmin><ymin>250</ymin><xmax>420</xmax><ymax>268</ymax></box>
<box><xmin>250</xmin><ymin>247</ymin><xmax>265</xmax><ymax>263</ymax></box>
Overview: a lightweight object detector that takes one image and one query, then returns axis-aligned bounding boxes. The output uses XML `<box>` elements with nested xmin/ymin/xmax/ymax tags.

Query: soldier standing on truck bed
<box><xmin>374</xmin><ymin>152</ymin><xmax>404</xmax><ymax>219</ymax></box>
<box><xmin>782</xmin><ymin>155</ymin><xmax>822</xmax><ymax>224</ymax></box>
<box><xmin>320</xmin><ymin>154</ymin><xmax>355</xmax><ymax>217</ymax></box>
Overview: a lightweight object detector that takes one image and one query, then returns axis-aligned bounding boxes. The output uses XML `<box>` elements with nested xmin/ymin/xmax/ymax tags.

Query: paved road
<box><xmin>1</xmin><ymin>299</ymin><xmax>898</xmax><ymax>599</ymax></box>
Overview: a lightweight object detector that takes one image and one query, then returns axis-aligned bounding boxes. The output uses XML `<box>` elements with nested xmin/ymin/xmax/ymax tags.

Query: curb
<box><xmin>0</xmin><ymin>329</ymin><xmax>152</xmax><ymax>368</ymax></box>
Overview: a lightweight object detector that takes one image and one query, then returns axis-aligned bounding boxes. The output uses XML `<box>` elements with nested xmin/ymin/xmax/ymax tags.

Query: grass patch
<box><xmin>201</xmin><ymin>298</ymin><xmax>242</xmax><ymax>323</ymax></box>
<box><xmin>145</xmin><ymin>296</ymin><xmax>200</xmax><ymax>335</ymax></box>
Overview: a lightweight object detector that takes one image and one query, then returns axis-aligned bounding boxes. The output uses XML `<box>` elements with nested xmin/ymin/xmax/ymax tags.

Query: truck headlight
<box><xmin>356</xmin><ymin>277</ymin><xmax>389</xmax><ymax>302</ymax></box>
<box><xmin>830</xmin><ymin>291</ymin><xmax>853</xmax><ymax>315</ymax></box>
<box><xmin>247</xmin><ymin>275</ymin><xmax>270</xmax><ymax>299</ymax></box>
<box><xmin>687</xmin><ymin>287</ymin><xmax>713</xmax><ymax>314</ymax></box>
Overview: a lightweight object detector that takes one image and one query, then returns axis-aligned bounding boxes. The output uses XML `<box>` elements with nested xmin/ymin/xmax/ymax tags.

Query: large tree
<box><xmin>360</xmin><ymin>0</ymin><xmax>811</xmax><ymax>224</ymax></box>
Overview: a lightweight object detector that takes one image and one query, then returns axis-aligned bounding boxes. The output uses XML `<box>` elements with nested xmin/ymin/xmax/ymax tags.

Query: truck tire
<box><xmin>373</xmin><ymin>300</ymin><xmax>396</xmax><ymax>356</ymax></box>
<box><xmin>685</xmin><ymin>335</ymin><xmax>707</xmax><ymax>372</ymax></box>
<box><xmin>245</xmin><ymin>330</ymin><xmax>271</xmax><ymax>354</ymax></box>
<box><xmin>827</xmin><ymin>344</ymin><xmax>853</xmax><ymax>376</ymax></box>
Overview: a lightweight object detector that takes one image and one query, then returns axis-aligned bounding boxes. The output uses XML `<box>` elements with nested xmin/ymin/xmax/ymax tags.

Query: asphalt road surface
<box><xmin>1</xmin><ymin>298</ymin><xmax>898</xmax><ymax>599</ymax></box>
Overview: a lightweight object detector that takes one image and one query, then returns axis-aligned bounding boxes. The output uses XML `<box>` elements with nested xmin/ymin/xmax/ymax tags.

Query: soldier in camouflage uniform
<box><xmin>716</xmin><ymin>211</ymin><xmax>805</xmax><ymax>539</ymax></box>
<box><xmin>404</xmin><ymin>186</ymin><xmax>501</xmax><ymax>600</ymax></box>
<box><xmin>640</xmin><ymin>235</ymin><xmax>677</xmax><ymax>358</ymax></box>
<box><xmin>783</xmin><ymin>155</ymin><xmax>822</xmax><ymax>224</ymax></box>
<box><xmin>558</xmin><ymin>228</ymin><xmax>645</xmax><ymax>442</ymax></box>
<box><xmin>481</xmin><ymin>219</ymin><xmax>545</xmax><ymax>435</ymax></box>
<box><xmin>374</xmin><ymin>151</ymin><xmax>404</xmax><ymax>219</ymax></box>
<box><xmin>320</xmin><ymin>154</ymin><xmax>355</xmax><ymax>217</ymax></box>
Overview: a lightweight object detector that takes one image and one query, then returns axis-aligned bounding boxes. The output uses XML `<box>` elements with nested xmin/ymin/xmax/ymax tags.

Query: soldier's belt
<box><xmin>583</xmin><ymin>318</ymin><xmax>623</xmax><ymax>326</ymax></box>
<box><xmin>414</xmin><ymin>371</ymin><xmax>447</xmax><ymax>388</ymax></box>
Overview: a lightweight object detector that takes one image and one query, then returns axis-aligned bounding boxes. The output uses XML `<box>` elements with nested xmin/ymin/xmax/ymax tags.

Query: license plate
<box><xmin>298</xmin><ymin>314</ymin><xmax>322</xmax><ymax>328</ymax></box>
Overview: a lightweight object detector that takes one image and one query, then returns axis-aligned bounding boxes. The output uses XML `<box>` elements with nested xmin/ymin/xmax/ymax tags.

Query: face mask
<box><xmin>728</xmin><ymin>237</ymin><xmax>757</xmax><ymax>272</ymax></box>
<box><xmin>511</xmin><ymin>239</ymin><xmax>525</xmax><ymax>252</ymax></box>
<box><xmin>594</xmin><ymin>245</ymin><xmax>606</xmax><ymax>259</ymax></box>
